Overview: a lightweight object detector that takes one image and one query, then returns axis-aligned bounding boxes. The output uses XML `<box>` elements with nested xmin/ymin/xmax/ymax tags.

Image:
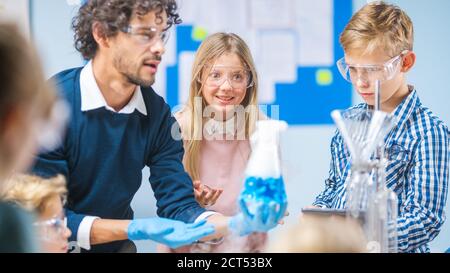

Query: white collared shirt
<box><xmin>76</xmin><ymin>62</ymin><xmax>217</xmax><ymax>251</ymax></box>
<box><xmin>79</xmin><ymin>61</ymin><xmax>147</xmax><ymax>115</ymax></box>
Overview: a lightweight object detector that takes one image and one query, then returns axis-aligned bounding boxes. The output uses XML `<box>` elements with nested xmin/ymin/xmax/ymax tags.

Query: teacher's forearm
<box><xmin>90</xmin><ymin>219</ymin><xmax>131</xmax><ymax>245</ymax></box>
<box><xmin>201</xmin><ymin>214</ymin><xmax>230</xmax><ymax>241</ymax></box>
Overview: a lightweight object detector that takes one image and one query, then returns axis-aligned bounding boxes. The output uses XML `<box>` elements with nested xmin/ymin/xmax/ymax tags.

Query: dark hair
<box><xmin>72</xmin><ymin>0</ymin><xmax>182</xmax><ymax>60</ymax></box>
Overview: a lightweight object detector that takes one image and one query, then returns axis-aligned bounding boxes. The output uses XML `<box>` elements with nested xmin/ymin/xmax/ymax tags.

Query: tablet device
<box><xmin>301</xmin><ymin>207</ymin><xmax>347</xmax><ymax>216</ymax></box>
<box><xmin>301</xmin><ymin>207</ymin><xmax>366</xmax><ymax>223</ymax></box>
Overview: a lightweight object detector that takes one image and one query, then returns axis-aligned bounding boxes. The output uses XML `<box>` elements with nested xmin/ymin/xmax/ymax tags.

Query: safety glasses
<box><xmin>34</xmin><ymin>215</ymin><xmax>67</xmax><ymax>242</ymax></box>
<box><xmin>336</xmin><ymin>51</ymin><xmax>408</xmax><ymax>83</ymax></box>
<box><xmin>198</xmin><ymin>65</ymin><xmax>254</xmax><ymax>90</ymax></box>
<box><xmin>121</xmin><ymin>25</ymin><xmax>170</xmax><ymax>46</ymax></box>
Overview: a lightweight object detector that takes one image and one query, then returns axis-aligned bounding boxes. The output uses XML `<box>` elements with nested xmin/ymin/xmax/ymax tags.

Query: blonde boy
<box><xmin>2</xmin><ymin>174</ymin><xmax>71</xmax><ymax>253</ymax></box>
<box><xmin>313</xmin><ymin>1</ymin><xmax>449</xmax><ymax>253</ymax></box>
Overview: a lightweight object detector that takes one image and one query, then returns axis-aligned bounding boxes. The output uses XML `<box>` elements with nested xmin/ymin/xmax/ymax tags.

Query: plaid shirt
<box><xmin>313</xmin><ymin>89</ymin><xmax>450</xmax><ymax>253</ymax></box>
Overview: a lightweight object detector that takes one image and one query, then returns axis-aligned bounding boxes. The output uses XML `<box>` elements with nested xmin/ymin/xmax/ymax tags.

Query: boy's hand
<box><xmin>193</xmin><ymin>180</ymin><xmax>223</xmax><ymax>208</ymax></box>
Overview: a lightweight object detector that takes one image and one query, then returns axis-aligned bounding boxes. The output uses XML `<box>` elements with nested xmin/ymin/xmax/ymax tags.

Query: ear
<box><xmin>92</xmin><ymin>22</ymin><xmax>110</xmax><ymax>49</ymax></box>
<box><xmin>401</xmin><ymin>51</ymin><xmax>416</xmax><ymax>73</ymax></box>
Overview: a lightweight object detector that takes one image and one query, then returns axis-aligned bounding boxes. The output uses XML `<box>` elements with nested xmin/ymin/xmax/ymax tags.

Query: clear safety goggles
<box><xmin>121</xmin><ymin>25</ymin><xmax>170</xmax><ymax>46</ymax></box>
<box><xmin>34</xmin><ymin>215</ymin><xmax>67</xmax><ymax>242</ymax></box>
<box><xmin>336</xmin><ymin>51</ymin><xmax>408</xmax><ymax>83</ymax></box>
<box><xmin>199</xmin><ymin>65</ymin><xmax>254</xmax><ymax>90</ymax></box>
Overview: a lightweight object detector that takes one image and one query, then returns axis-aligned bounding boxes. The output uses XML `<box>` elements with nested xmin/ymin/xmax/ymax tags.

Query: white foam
<box><xmin>245</xmin><ymin>120</ymin><xmax>288</xmax><ymax>178</ymax></box>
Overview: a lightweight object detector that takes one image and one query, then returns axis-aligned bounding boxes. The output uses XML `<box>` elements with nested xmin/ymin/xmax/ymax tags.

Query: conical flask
<box><xmin>238</xmin><ymin>120</ymin><xmax>288</xmax><ymax>223</ymax></box>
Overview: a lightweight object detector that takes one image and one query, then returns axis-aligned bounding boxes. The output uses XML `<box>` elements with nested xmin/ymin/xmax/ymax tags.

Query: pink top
<box><xmin>157</xmin><ymin>111</ymin><xmax>266</xmax><ymax>253</ymax></box>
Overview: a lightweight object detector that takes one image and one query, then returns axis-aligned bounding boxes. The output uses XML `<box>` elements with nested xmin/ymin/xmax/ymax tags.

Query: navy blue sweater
<box><xmin>32</xmin><ymin>67</ymin><xmax>205</xmax><ymax>252</ymax></box>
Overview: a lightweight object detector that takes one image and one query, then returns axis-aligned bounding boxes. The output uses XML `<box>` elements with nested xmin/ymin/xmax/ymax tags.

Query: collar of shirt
<box><xmin>356</xmin><ymin>86</ymin><xmax>419</xmax><ymax>132</ymax></box>
<box><xmin>390</xmin><ymin>86</ymin><xmax>419</xmax><ymax>132</ymax></box>
<box><xmin>79</xmin><ymin>61</ymin><xmax>147</xmax><ymax>115</ymax></box>
<box><xmin>204</xmin><ymin>116</ymin><xmax>244</xmax><ymax>137</ymax></box>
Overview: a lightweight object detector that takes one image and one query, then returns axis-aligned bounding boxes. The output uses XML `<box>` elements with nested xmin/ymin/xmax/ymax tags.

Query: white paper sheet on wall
<box><xmin>257</xmin><ymin>31</ymin><xmax>297</xmax><ymax>103</ymax></box>
<box><xmin>175</xmin><ymin>0</ymin><xmax>334</xmax><ymax>105</ymax></box>
<box><xmin>294</xmin><ymin>0</ymin><xmax>333</xmax><ymax>66</ymax></box>
<box><xmin>179</xmin><ymin>0</ymin><xmax>248</xmax><ymax>34</ymax></box>
<box><xmin>249</xmin><ymin>0</ymin><xmax>295</xmax><ymax>28</ymax></box>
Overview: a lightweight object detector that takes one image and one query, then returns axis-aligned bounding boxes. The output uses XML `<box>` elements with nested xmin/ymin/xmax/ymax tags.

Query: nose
<box><xmin>64</xmin><ymin>226</ymin><xmax>72</xmax><ymax>240</ymax></box>
<box><xmin>219</xmin><ymin>78</ymin><xmax>233</xmax><ymax>91</ymax></box>
<box><xmin>355</xmin><ymin>75</ymin><xmax>370</xmax><ymax>89</ymax></box>
<box><xmin>150</xmin><ymin>38</ymin><xmax>166</xmax><ymax>56</ymax></box>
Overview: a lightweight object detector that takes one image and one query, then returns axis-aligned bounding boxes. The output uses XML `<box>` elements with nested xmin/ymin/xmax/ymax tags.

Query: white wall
<box><xmin>0</xmin><ymin>0</ymin><xmax>30</xmax><ymax>36</ymax></box>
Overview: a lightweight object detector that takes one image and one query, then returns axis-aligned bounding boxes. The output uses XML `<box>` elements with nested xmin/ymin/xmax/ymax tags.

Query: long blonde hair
<box><xmin>182</xmin><ymin>33</ymin><xmax>259</xmax><ymax>180</ymax></box>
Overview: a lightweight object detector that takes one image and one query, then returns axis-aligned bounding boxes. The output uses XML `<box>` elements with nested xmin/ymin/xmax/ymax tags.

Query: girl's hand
<box><xmin>193</xmin><ymin>180</ymin><xmax>223</xmax><ymax>208</ymax></box>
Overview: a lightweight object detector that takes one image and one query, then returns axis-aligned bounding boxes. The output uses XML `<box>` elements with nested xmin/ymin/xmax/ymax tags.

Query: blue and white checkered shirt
<box><xmin>313</xmin><ymin>88</ymin><xmax>449</xmax><ymax>253</ymax></box>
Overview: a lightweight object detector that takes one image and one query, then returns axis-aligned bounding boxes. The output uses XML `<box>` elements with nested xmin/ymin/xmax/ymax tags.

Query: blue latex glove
<box><xmin>228</xmin><ymin>201</ymin><xmax>282</xmax><ymax>236</ymax></box>
<box><xmin>239</xmin><ymin>176</ymin><xmax>288</xmax><ymax>225</ymax></box>
<box><xmin>127</xmin><ymin>218</ymin><xmax>215</xmax><ymax>248</ymax></box>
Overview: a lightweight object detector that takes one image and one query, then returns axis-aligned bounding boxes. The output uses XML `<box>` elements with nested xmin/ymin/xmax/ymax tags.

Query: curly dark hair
<box><xmin>72</xmin><ymin>0</ymin><xmax>182</xmax><ymax>60</ymax></box>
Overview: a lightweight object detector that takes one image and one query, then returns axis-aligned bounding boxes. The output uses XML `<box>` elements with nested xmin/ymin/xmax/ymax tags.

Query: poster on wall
<box><xmin>28</xmin><ymin>0</ymin><xmax>353</xmax><ymax>126</ymax></box>
<box><xmin>158</xmin><ymin>0</ymin><xmax>354</xmax><ymax>125</ymax></box>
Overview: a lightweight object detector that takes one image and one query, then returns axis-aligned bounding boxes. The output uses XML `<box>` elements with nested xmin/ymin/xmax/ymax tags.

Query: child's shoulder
<box><xmin>414</xmin><ymin>103</ymin><xmax>449</xmax><ymax>136</ymax></box>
